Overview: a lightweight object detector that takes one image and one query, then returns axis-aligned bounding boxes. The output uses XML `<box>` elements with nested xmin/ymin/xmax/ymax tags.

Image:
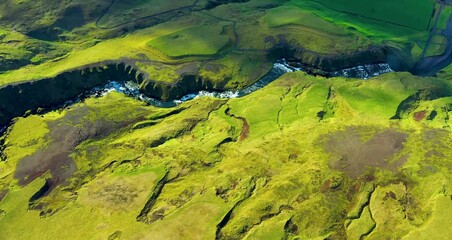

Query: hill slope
<box><xmin>0</xmin><ymin>72</ymin><xmax>451</xmax><ymax>239</ymax></box>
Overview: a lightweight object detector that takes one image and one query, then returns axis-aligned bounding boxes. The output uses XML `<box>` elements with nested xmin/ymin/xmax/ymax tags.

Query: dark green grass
<box><xmin>308</xmin><ymin>0</ymin><xmax>435</xmax><ymax>31</ymax></box>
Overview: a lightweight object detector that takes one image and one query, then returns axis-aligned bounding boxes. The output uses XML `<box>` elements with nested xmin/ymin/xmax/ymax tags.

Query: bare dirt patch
<box><xmin>323</xmin><ymin>127</ymin><xmax>408</xmax><ymax>178</ymax></box>
<box><xmin>225</xmin><ymin>106</ymin><xmax>249</xmax><ymax>141</ymax></box>
<box><xmin>15</xmin><ymin>149</ymin><xmax>76</xmax><ymax>187</ymax></box>
<box><xmin>413</xmin><ymin>111</ymin><xmax>427</xmax><ymax>121</ymax></box>
<box><xmin>14</xmin><ymin>106</ymin><xmax>143</xmax><ymax>188</ymax></box>
<box><xmin>239</xmin><ymin>117</ymin><xmax>250</xmax><ymax>141</ymax></box>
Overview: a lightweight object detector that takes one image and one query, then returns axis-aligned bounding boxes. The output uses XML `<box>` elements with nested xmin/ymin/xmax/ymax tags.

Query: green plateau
<box><xmin>0</xmin><ymin>0</ymin><xmax>451</xmax><ymax>239</ymax></box>
<box><xmin>0</xmin><ymin>0</ymin><xmax>442</xmax><ymax>86</ymax></box>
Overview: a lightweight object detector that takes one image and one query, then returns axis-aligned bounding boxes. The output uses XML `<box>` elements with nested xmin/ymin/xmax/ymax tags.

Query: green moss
<box><xmin>0</xmin><ymin>72</ymin><xmax>451</xmax><ymax>238</ymax></box>
<box><xmin>346</xmin><ymin>206</ymin><xmax>376</xmax><ymax>239</ymax></box>
<box><xmin>0</xmin><ymin>0</ymin><xmax>416</xmax><ymax>87</ymax></box>
<box><xmin>261</xmin><ymin>5</ymin><xmax>349</xmax><ymax>35</ymax></box>
<box><xmin>242</xmin><ymin>212</ymin><xmax>290</xmax><ymax>240</ymax></box>
<box><xmin>289</xmin><ymin>0</ymin><xmax>431</xmax><ymax>49</ymax></box>
<box><xmin>0</xmin><ymin>1</ymin><xmax>451</xmax><ymax>238</ymax></box>
<box><xmin>307</xmin><ymin>0</ymin><xmax>434</xmax><ymax>31</ymax></box>
<box><xmin>147</xmin><ymin>24</ymin><xmax>232</xmax><ymax>58</ymax></box>
<box><xmin>0</xmin><ymin>170</ymin><xmax>164</xmax><ymax>239</ymax></box>
<box><xmin>403</xmin><ymin>195</ymin><xmax>452</xmax><ymax>239</ymax></box>
<box><xmin>2</xmin><ymin>115</ymin><xmax>50</xmax><ymax>179</ymax></box>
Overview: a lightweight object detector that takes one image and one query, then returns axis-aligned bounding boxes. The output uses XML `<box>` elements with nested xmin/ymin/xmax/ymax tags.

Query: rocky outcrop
<box><xmin>140</xmin><ymin>74</ymin><xmax>221</xmax><ymax>101</ymax></box>
<box><xmin>0</xmin><ymin>61</ymin><xmax>227</xmax><ymax>126</ymax></box>
<box><xmin>0</xmin><ymin>62</ymin><xmax>144</xmax><ymax>126</ymax></box>
<box><xmin>270</xmin><ymin>44</ymin><xmax>392</xmax><ymax>76</ymax></box>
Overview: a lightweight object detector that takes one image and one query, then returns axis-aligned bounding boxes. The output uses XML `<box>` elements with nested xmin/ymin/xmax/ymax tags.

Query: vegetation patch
<box><xmin>307</xmin><ymin>0</ymin><xmax>435</xmax><ymax>31</ymax></box>
<box><xmin>147</xmin><ymin>24</ymin><xmax>232</xmax><ymax>58</ymax></box>
<box><xmin>0</xmin><ymin>1</ymin><xmax>451</xmax><ymax>239</ymax></box>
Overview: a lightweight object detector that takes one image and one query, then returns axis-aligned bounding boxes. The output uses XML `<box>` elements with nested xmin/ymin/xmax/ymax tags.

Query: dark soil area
<box><xmin>239</xmin><ymin>117</ymin><xmax>250</xmax><ymax>141</ymax></box>
<box><xmin>324</xmin><ymin>127</ymin><xmax>408</xmax><ymax>178</ymax></box>
<box><xmin>413</xmin><ymin>110</ymin><xmax>427</xmax><ymax>121</ymax></box>
<box><xmin>14</xmin><ymin>105</ymin><xmax>144</xmax><ymax>188</ymax></box>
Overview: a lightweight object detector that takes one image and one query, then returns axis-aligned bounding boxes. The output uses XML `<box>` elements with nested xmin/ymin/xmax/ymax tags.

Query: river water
<box><xmin>91</xmin><ymin>59</ymin><xmax>393</xmax><ymax>108</ymax></box>
<box><xmin>0</xmin><ymin>60</ymin><xmax>393</xmax><ymax>135</ymax></box>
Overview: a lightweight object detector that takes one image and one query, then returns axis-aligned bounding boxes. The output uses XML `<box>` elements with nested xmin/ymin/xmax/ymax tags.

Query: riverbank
<box><xmin>0</xmin><ymin>59</ymin><xmax>393</xmax><ymax>128</ymax></box>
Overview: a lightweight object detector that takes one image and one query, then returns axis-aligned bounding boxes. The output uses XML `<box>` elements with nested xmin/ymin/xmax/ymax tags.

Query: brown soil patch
<box><xmin>324</xmin><ymin>128</ymin><xmax>408</xmax><ymax>178</ymax></box>
<box><xmin>15</xmin><ymin>149</ymin><xmax>76</xmax><ymax>187</ymax></box>
<box><xmin>413</xmin><ymin>110</ymin><xmax>427</xmax><ymax>121</ymax></box>
<box><xmin>239</xmin><ymin>117</ymin><xmax>250</xmax><ymax>141</ymax></box>
<box><xmin>14</xmin><ymin>106</ymin><xmax>142</xmax><ymax>187</ymax></box>
<box><xmin>321</xmin><ymin>180</ymin><xmax>332</xmax><ymax>192</ymax></box>
<box><xmin>224</xmin><ymin>106</ymin><xmax>249</xmax><ymax>141</ymax></box>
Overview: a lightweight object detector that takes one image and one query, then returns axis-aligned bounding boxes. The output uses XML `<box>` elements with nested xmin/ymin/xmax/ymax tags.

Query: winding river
<box><xmin>90</xmin><ymin>59</ymin><xmax>393</xmax><ymax>108</ymax></box>
<box><xmin>0</xmin><ymin>60</ymin><xmax>393</xmax><ymax>135</ymax></box>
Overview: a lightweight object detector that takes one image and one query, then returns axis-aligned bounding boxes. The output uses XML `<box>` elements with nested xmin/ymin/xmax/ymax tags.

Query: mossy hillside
<box><xmin>0</xmin><ymin>28</ymin><xmax>72</xmax><ymax>70</ymax></box>
<box><xmin>227</xmin><ymin>71</ymin><xmax>452</xmax><ymax>137</ymax></box>
<box><xmin>288</xmin><ymin>0</ymin><xmax>432</xmax><ymax>64</ymax></box>
<box><xmin>437</xmin><ymin>63</ymin><xmax>452</xmax><ymax>80</ymax></box>
<box><xmin>291</xmin><ymin>0</ymin><xmax>429</xmax><ymax>39</ymax></box>
<box><xmin>0</xmin><ymin>28</ymin><xmax>33</xmax><ymax>62</ymax></box>
<box><xmin>346</xmin><ymin>204</ymin><xmax>375</xmax><ymax>238</ymax></box>
<box><xmin>257</xmin><ymin>4</ymin><xmax>372</xmax><ymax>54</ymax></box>
<box><xmin>0</xmin><ymin>72</ymin><xmax>451</xmax><ymax>239</ymax></box>
<box><xmin>96</xmin><ymin>0</ymin><xmax>203</xmax><ymax>29</ymax></box>
<box><xmin>147</xmin><ymin>24</ymin><xmax>232</xmax><ymax>58</ymax></box>
<box><xmin>424</xmin><ymin>35</ymin><xmax>448</xmax><ymax>57</ymax></box>
<box><xmin>0</xmin><ymin>0</ymin><xmax>433</xmax><ymax>92</ymax></box>
<box><xmin>198</xmin><ymin>52</ymin><xmax>273</xmax><ymax>89</ymax></box>
<box><xmin>0</xmin><ymin>0</ymin><xmax>110</xmax><ymax>31</ymax></box>
<box><xmin>261</xmin><ymin>5</ymin><xmax>348</xmax><ymax>35</ymax></box>
<box><xmin>206</xmin><ymin>1</ymin><xmax>372</xmax><ymax>55</ymax></box>
<box><xmin>308</xmin><ymin>0</ymin><xmax>435</xmax><ymax>31</ymax></box>
<box><xmin>0</xmin><ymin>1</ymin><xmax>269</xmax><ymax>85</ymax></box>
<box><xmin>0</xmin><ymin>92</ymin><xmax>152</xmax><ymax>189</ymax></box>
<box><xmin>403</xmin><ymin>195</ymin><xmax>452</xmax><ymax>240</ymax></box>
<box><xmin>1</xmin><ymin>115</ymin><xmax>50</xmax><ymax>173</ymax></box>
<box><xmin>0</xmin><ymin>169</ymin><xmax>166</xmax><ymax>240</ymax></box>
<box><xmin>0</xmin><ymin>11</ymin><xmax>273</xmax><ymax>90</ymax></box>
<box><xmin>0</xmin><ymin>18</ymin><xmax>199</xmax><ymax>85</ymax></box>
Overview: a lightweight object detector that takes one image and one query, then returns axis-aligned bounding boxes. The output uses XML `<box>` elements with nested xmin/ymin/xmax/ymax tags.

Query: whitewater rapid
<box><xmin>93</xmin><ymin>59</ymin><xmax>393</xmax><ymax>108</ymax></box>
